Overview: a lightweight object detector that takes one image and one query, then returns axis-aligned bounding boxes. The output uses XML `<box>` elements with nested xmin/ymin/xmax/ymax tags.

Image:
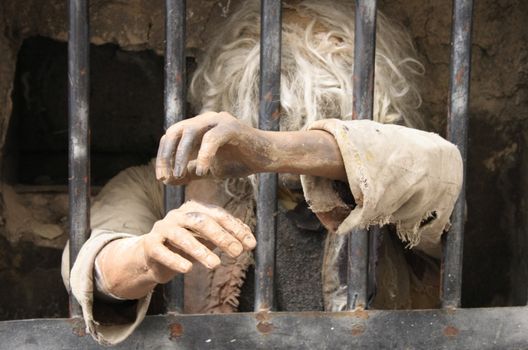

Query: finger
<box><xmin>160</xmin><ymin>160</ymin><xmax>204</xmax><ymax>186</ymax></box>
<box><xmin>149</xmin><ymin>243</ymin><xmax>193</xmax><ymax>274</ymax></box>
<box><xmin>196</xmin><ymin>127</ymin><xmax>233</xmax><ymax>176</ymax></box>
<box><xmin>155</xmin><ymin>135</ymin><xmax>167</xmax><ymax>180</ymax></box>
<box><xmin>187</xmin><ymin>202</ymin><xmax>256</xmax><ymax>250</ymax></box>
<box><xmin>187</xmin><ymin>159</ymin><xmax>198</xmax><ymax>179</ymax></box>
<box><xmin>173</xmin><ymin>129</ymin><xmax>197</xmax><ymax>178</ymax></box>
<box><xmin>164</xmin><ymin>226</ymin><xmax>221</xmax><ymax>269</ymax></box>
<box><xmin>157</xmin><ymin>129</ymin><xmax>183</xmax><ymax>182</ymax></box>
<box><xmin>177</xmin><ymin>211</ymin><xmax>244</xmax><ymax>258</ymax></box>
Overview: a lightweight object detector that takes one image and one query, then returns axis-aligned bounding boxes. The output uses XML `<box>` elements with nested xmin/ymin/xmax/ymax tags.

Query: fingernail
<box><xmin>195</xmin><ymin>165</ymin><xmax>203</xmax><ymax>176</ymax></box>
<box><xmin>174</xmin><ymin>165</ymin><xmax>182</xmax><ymax>178</ymax></box>
<box><xmin>228</xmin><ymin>242</ymin><xmax>243</xmax><ymax>256</ymax></box>
<box><xmin>206</xmin><ymin>254</ymin><xmax>220</xmax><ymax>268</ymax></box>
<box><xmin>244</xmin><ymin>235</ymin><xmax>257</xmax><ymax>248</ymax></box>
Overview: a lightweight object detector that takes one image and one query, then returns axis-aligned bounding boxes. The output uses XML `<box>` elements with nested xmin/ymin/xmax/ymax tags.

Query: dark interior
<box><xmin>5</xmin><ymin>36</ymin><xmax>165</xmax><ymax>187</ymax></box>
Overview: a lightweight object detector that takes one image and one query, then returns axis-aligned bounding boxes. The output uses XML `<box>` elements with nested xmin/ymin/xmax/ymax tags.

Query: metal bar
<box><xmin>3</xmin><ymin>307</ymin><xmax>528</xmax><ymax>349</ymax></box>
<box><xmin>68</xmin><ymin>0</ymin><xmax>90</xmax><ymax>318</ymax></box>
<box><xmin>254</xmin><ymin>0</ymin><xmax>282</xmax><ymax>312</ymax></box>
<box><xmin>442</xmin><ymin>0</ymin><xmax>473</xmax><ymax>309</ymax></box>
<box><xmin>347</xmin><ymin>0</ymin><xmax>377</xmax><ymax>310</ymax></box>
<box><xmin>163</xmin><ymin>0</ymin><xmax>186</xmax><ymax>314</ymax></box>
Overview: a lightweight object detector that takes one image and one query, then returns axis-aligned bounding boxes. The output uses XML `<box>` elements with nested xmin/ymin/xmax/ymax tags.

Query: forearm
<box><xmin>257</xmin><ymin>129</ymin><xmax>347</xmax><ymax>181</ymax></box>
<box><xmin>96</xmin><ymin>237</ymin><xmax>157</xmax><ymax>300</ymax></box>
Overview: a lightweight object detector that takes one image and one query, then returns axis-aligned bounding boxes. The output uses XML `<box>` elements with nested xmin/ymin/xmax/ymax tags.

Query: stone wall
<box><xmin>0</xmin><ymin>0</ymin><xmax>526</xmax><ymax>319</ymax></box>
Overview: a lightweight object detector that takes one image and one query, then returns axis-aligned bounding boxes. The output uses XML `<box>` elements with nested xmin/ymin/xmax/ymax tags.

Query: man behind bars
<box><xmin>62</xmin><ymin>0</ymin><xmax>462</xmax><ymax>345</ymax></box>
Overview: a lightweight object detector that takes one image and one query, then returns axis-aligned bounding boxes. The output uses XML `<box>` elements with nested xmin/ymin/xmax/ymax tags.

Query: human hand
<box><xmin>156</xmin><ymin>111</ymin><xmax>271</xmax><ymax>185</ymax></box>
<box><xmin>140</xmin><ymin>200</ymin><xmax>256</xmax><ymax>284</ymax></box>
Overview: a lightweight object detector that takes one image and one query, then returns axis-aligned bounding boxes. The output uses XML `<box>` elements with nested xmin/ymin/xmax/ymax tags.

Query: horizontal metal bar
<box><xmin>163</xmin><ymin>0</ymin><xmax>187</xmax><ymax>314</ymax></box>
<box><xmin>68</xmin><ymin>0</ymin><xmax>90</xmax><ymax>318</ymax></box>
<box><xmin>442</xmin><ymin>0</ymin><xmax>474</xmax><ymax>309</ymax></box>
<box><xmin>347</xmin><ymin>0</ymin><xmax>378</xmax><ymax>311</ymax></box>
<box><xmin>254</xmin><ymin>0</ymin><xmax>282</xmax><ymax>312</ymax></box>
<box><xmin>2</xmin><ymin>307</ymin><xmax>528</xmax><ymax>349</ymax></box>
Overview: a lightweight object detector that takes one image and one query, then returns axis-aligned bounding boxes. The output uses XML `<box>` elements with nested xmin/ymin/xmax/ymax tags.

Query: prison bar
<box><xmin>6</xmin><ymin>307</ymin><xmax>528</xmax><ymax>349</ymax></box>
<box><xmin>254</xmin><ymin>0</ymin><xmax>282</xmax><ymax>312</ymax></box>
<box><xmin>68</xmin><ymin>0</ymin><xmax>90</xmax><ymax>318</ymax></box>
<box><xmin>163</xmin><ymin>0</ymin><xmax>187</xmax><ymax>314</ymax></box>
<box><xmin>346</xmin><ymin>0</ymin><xmax>378</xmax><ymax>310</ymax></box>
<box><xmin>442</xmin><ymin>0</ymin><xmax>474</xmax><ymax>308</ymax></box>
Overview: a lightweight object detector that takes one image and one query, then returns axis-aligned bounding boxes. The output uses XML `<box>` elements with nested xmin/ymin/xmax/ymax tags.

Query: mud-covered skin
<box><xmin>98</xmin><ymin>110</ymin><xmax>346</xmax><ymax>301</ymax></box>
<box><xmin>155</xmin><ymin>111</ymin><xmax>347</xmax><ymax>184</ymax></box>
<box><xmin>96</xmin><ymin>200</ymin><xmax>256</xmax><ymax>300</ymax></box>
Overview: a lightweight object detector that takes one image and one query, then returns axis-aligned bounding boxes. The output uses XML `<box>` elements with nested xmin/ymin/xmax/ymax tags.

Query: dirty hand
<box><xmin>156</xmin><ymin>111</ymin><xmax>271</xmax><ymax>185</ymax></box>
<box><xmin>141</xmin><ymin>200</ymin><xmax>256</xmax><ymax>284</ymax></box>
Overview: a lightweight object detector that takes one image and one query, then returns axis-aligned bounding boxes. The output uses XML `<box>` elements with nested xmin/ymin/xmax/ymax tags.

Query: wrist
<box><xmin>97</xmin><ymin>236</ymin><xmax>157</xmax><ymax>299</ymax></box>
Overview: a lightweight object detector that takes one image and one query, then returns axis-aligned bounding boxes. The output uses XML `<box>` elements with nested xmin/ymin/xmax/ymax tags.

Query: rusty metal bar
<box><xmin>163</xmin><ymin>0</ymin><xmax>186</xmax><ymax>314</ymax></box>
<box><xmin>5</xmin><ymin>307</ymin><xmax>528</xmax><ymax>349</ymax></box>
<box><xmin>346</xmin><ymin>0</ymin><xmax>378</xmax><ymax>311</ymax></box>
<box><xmin>442</xmin><ymin>0</ymin><xmax>474</xmax><ymax>309</ymax></box>
<box><xmin>68</xmin><ymin>0</ymin><xmax>90</xmax><ymax>318</ymax></box>
<box><xmin>254</xmin><ymin>0</ymin><xmax>282</xmax><ymax>312</ymax></box>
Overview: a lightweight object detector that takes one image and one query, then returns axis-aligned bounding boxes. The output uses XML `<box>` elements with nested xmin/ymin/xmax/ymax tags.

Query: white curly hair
<box><xmin>190</xmin><ymin>0</ymin><xmax>425</xmax><ymax>130</ymax></box>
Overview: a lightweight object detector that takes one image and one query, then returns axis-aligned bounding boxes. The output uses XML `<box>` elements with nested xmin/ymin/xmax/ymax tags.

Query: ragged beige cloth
<box><xmin>300</xmin><ymin>119</ymin><xmax>462</xmax><ymax>311</ymax></box>
<box><xmin>301</xmin><ymin>119</ymin><xmax>463</xmax><ymax>258</ymax></box>
<box><xmin>61</xmin><ymin>119</ymin><xmax>462</xmax><ymax>345</ymax></box>
<box><xmin>61</xmin><ymin>163</ymin><xmax>254</xmax><ymax>346</ymax></box>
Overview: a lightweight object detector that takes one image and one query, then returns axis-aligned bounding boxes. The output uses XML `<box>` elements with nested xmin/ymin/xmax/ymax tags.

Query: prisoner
<box><xmin>62</xmin><ymin>0</ymin><xmax>462</xmax><ymax>345</ymax></box>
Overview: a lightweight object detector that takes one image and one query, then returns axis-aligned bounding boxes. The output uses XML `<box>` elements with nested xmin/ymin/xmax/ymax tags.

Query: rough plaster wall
<box><xmin>0</xmin><ymin>0</ymin><xmax>526</xmax><ymax>310</ymax></box>
<box><xmin>381</xmin><ymin>0</ymin><xmax>528</xmax><ymax>306</ymax></box>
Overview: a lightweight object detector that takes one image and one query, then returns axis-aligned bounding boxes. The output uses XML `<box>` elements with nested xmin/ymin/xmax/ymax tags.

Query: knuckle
<box><xmin>216</xmin><ymin>235</ymin><xmax>232</xmax><ymax>248</ymax></box>
<box><xmin>185</xmin><ymin>211</ymin><xmax>206</xmax><ymax>226</ymax></box>
<box><xmin>166</xmin><ymin>124</ymin><xmax>179</xmax><ymax>135</ymax></box>
<box><xmin>165</xmin><ymin>209</ymin><xmax>181</xmax><ymax>219</ymax></box>
<box><xmin>218</xmin><ymin>111</ymin><xmax>234</xmax><ymax>120</ymax></box>
<box><xmin>177</xmin><ymin>236</ymin><xmax>192</xmax><ymax>250</ymax></box>
<box><xmin>149</xmin><ymin>246</ymin><xmax>163</xmax><ymax>262</ymax></box>
<box><xmin>181</xmin><ymin>200</ymin><xmax>199</xmax><ymax>211</ymax></box>
<box><xmin>192</xmin><ymin>245</ymin><xmax>208</xmax><ymax>258</ymax></box>
<box><xmin>151</xmin><ymin>221</ymin><xmax>165</xmax><ymax>233</ymax></box>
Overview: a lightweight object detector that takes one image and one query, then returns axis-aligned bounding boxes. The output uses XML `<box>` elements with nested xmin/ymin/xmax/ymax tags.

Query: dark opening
<box><xmin>5</xmin><ymin>36</ymin><xmax>165</xmax><ymax>187</ymax></box>
<box><xmin>0</xmin><ymin>36</ymin><xmax>172</xmax><ymax>320</ymax></box>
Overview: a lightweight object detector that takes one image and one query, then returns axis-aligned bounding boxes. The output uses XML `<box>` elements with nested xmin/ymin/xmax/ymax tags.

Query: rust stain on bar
<box><xmin>351</xmin><ymin>324</ymin><xmax>366</xmax><ymax>336</ymax></box>
<box><xmin>444</xmin><ymin>325</ymin><xmax>460</xmax><ymax>337</ymax></box>
<box><xmin>351</xmin><ymin>308</ymin><xmax>369</xmax><ymax>320</ymax></box>
<box><xmin>169</xmin><ymin>322</ymin><xmax>184</xmax><ymax>339</ymax></box>
<box><xmin>455</xmin><ymin>67</ymin><xmax>465</xmax><ymax>85</ymax></box>
<box><xmin>256</xmin><ymin>321</ymin><xmax>274</xmax><ymax>334</ymax></box>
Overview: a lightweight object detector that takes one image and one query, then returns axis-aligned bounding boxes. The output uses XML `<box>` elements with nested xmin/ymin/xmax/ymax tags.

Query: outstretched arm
<box><xmin>155</xmin><ymin>111</ymin><xmax>347</xmax><ymax>184</ymax></box>
<box><xmin>96</xmin><ymin>200</ymin><xmax>255</xmax><ymax>300</ymax></box>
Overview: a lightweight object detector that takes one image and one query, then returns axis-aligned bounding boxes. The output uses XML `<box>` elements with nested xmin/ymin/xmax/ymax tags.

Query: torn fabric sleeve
<box><xmin>61</xmin><ymin>161</ymin><xmax>164</xmax><ymax>346</ymax></box>
<box><xmin>300</xmin><ymin>119</ymin><xmax>463</xmax><ymax>258</ymax></box>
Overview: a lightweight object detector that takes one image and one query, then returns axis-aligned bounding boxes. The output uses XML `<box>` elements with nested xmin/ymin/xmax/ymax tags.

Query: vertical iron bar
<box><xmin>163</xmin><ymin>0</ymin><xmax>186</xmax><ymax>314</ymax></box>
<box><xmin>442</xmin><ymin>0</ymin><xmax>473</xmax><ymax>309</ymax></box>
<box><xmin>346</xmin><ymin>0</ymin><xmax>377</xmax><ymax>310</ymax></box>
<box><xmin>68</xmin><ymin>0</ymin><xmax>90</xmax><ymax>318</ymax></box>
<box><xmin>254</xmin><ymin>0</ymin><xmax>281</xmax><ymax>312</ymax></box>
